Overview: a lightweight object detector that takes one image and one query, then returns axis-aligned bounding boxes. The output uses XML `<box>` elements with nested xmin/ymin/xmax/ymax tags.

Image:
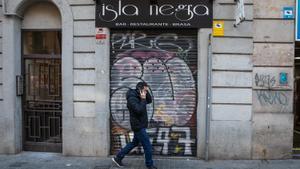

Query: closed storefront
<box><xmin>0</xmin><ymin>0</ymin><xmax>297</xmax><ymax>160</ymax></box>
<box><xmin>110</xmin><ymin>30</ymin><xmax>198</xmax><ymax>156</ymax></box>
<box><xmin>100</xmin><ymin>0</ymin><xmax>212</xmax><ymax>157</ymax></box>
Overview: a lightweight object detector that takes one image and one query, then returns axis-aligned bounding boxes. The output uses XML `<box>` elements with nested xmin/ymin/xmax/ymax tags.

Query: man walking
<box><xmin>112</xmin><ymin>82</ymin><xmax>157</xmax><ymax>169</ymax></box>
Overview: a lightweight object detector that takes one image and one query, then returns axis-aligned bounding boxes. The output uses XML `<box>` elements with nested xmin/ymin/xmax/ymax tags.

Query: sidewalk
<box><xmin>0</xmin><ymin>152</ymin><xmax>300</xmax><ymax>169</ymax></box>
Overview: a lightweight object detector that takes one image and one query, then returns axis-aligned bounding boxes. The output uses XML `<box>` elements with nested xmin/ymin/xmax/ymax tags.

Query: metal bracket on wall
<box><xmin>234</xmin><ymin>0</ymin><xmax>246</xmax><ymax>27</ymax></box>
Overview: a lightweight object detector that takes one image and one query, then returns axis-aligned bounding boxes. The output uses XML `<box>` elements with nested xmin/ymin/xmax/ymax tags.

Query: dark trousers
<box><xmin>116</xmin><ymin>128</ymin><xmax>153</xmax><ymax>167</ymax></box>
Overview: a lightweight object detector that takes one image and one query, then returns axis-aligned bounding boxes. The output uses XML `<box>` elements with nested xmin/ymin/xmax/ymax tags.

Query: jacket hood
<box><xmin>126</xmin><ymin>88</ymin><xmax>139</xmax><ymax>100</ymax></box>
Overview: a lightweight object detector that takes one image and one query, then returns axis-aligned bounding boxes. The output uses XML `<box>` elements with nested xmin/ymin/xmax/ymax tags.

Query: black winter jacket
<box><xmin>126</xmin><ymin>89</ymin><xmax>152</xmax><ymax>132</ymax></box>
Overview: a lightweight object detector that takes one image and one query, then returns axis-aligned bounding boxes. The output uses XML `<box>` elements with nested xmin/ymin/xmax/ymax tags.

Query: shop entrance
<box><xmin>22</xmin><ymin>31</ymin><xmax>62</xmax><ymax>152</ymax></box>
<box><xmin>109</xmin><ymin>29</ymin><xmax>198</xmax><ymax>156</ymax></box>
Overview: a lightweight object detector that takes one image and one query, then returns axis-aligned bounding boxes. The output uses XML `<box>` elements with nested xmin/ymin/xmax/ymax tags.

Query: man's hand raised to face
<box><xmin>140</xmin><ymin>87</ymin><xmax>148</xmax><ymax>100</ymax></box>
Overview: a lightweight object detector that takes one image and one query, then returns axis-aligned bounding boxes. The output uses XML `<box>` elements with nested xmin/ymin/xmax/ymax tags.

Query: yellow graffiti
<box><xmin>175</xmin><ymin>145</ymin><xmax>182</xmax><ymax>154</ymax></box>
<box><xmin>170</xmin><ymin>133</ymin><xmax>180</xmax><ymax>139</ymax></box>
<box><xmin>111</xmin><ymin>122</ymin><xmax>129</xmax><ymax>134</ymax></box>
<box><xmin>155</xmin><ymin>104</ymin><xmax>174</xmax><ymax>126</ymax></box>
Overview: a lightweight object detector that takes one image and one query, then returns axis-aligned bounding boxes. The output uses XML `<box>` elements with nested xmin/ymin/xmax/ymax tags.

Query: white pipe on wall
<box><xmin>205</xmin><ymin>34</ymin><xmax>212</xmax><ymax>161</ymax></box>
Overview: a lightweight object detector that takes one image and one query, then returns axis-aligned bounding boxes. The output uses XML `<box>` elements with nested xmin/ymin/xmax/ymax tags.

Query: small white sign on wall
<box><xmin>283</xmin><ymin>7</ymin><xmax>294</xmax><ymax>19</ymax></box>
<box><xmin>95</xmin><ymin>28</ymin><xmax>107</xmax><ymax>45</ymax></box>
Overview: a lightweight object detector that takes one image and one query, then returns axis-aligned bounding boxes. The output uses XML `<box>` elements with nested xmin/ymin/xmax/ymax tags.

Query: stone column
<box><xmin>252</xmin><ymin>0</ymin><xmax>295</xmax><ymax>159</ymax></box>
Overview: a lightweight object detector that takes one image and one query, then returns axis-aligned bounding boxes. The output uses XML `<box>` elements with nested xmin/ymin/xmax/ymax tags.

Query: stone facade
<box><xmin>252</xmin><ymin>0</ymin><xmax>295</xmax><ymax>159</ymax></box>
<box><xmin>0</xmin><ymin>0</ymin><xmax>296</xmax><ymax>159</ymax></box>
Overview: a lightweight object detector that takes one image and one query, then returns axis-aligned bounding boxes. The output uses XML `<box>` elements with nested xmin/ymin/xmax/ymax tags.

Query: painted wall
<box><xmin>208</xmin><ymin>0</ymin><xmax>253</xmax><ymax>159</ymax></box>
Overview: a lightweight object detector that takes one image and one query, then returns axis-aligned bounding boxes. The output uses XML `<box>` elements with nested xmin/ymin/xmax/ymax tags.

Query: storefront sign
<box><xmin>95</xmin><ymin>0</ymin><xmax>212</xmax><ymax>28</ymax></box>
<box><xmin>213</xmin><ymin>21</ymin><xmax>224</xmax><ymax>37</ymax></box>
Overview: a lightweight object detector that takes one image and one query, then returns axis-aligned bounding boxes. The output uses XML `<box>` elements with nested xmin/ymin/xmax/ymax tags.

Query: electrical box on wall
<box><xmin>213</xmin><ymin>21</ymin><xmax>224</xmax><ymax>36</ymax></box>
<box><xmin>16</xmin><ymin>75</ymin><xmax>24</xmax><ymax>96</ymax></box>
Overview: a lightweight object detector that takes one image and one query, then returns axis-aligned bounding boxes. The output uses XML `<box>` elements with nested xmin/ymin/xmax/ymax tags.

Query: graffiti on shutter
<box><xmin>110</xmin><ymin>30</ymin><xmax>198</xmax><ymax>156</ymax></box>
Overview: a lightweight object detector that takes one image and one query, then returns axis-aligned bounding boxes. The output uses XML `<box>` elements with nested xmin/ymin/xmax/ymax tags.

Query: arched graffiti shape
<box><xmin>110</xmin><ymin>57</ymin><xmax>154</xmax><ymax>130</ymax></box>
<box><xmin>143</xmin><ymin>57</ymin><xmax>196</xmax><ymax>126</ymax></box>
<box><xmin>110</xmin><ymin>57</ymin><xmax>143</xmax><ymax>92</ymax></box>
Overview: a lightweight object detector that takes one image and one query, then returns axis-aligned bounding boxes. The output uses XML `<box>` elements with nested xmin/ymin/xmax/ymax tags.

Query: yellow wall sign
<box><xmin>213</xmin><ymin>21</ymin><xmax>224</xmax><ymax>36</ymax></box>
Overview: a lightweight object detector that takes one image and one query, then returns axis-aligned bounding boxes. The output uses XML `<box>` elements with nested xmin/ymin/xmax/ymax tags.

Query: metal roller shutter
<box><xmin>110</xmin><ymin>29</ymin><xmax>198</xmax><ymax>156</ymax></box>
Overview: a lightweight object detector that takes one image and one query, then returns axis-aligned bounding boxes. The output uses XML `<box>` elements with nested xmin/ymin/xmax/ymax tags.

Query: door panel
<box><xmin>22</xmin><ymin>31</ymin><xmax>62</xmax><ymax>152</ymax></box>
<box><xmin>23</xmin><ymin>59</ymin><xmax>62</xmax><ymax>152</ymax></box>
